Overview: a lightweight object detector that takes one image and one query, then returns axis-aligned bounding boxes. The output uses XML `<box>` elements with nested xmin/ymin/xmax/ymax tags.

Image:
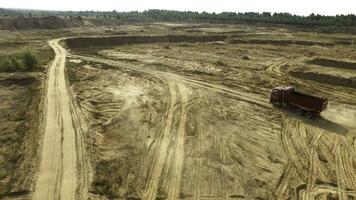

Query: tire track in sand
<box><xmin>144</xmin><ymin>82</ymin><xmax>196</xmax><ymax>200</ymax></box>
<box><xmin>337</xmin><ymin>137</ymin><xmax>356</xmax><ymax>191</ymax></box>
<box><xmin>166</xmin><ymin>84</ymin><xmax>191</xmax><ymax>200</ymax></box>
<box><xmin>301</xmin><ymin>128</ymin><xmax>322</xmax><ymax>200</ymax></box>
<box><xmin>334</xmin><ymin>143</ymin><xmax>348</xmax><ymax>200</ymax></box>
<box><xmin>193</xmin><ymin>110</ymin><xmax>204</xmax><ymax>200</ymax></box>
<box><xmin>274</xmin><ymin>161</ymin><xmax>297</xmax><ymax>199</ymax></box>
<box><xmin>143</xmin><ymin>81</ymin><xmax>178</xmax><ymax>200</ymax></box>
<box><xmin>72</xmin><ymin>54</ymin><xmax>270</xmax><ymax>109</ymax></box>
<box><xmin>281</xmin><ymin>119</ymin><xmax>305</xmax><ymax>178</ymax></box>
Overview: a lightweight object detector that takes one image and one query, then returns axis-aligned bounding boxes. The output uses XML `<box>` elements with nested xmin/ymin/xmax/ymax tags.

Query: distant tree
<box><xmin>0</xmin><ymin>8</ymin><xmax>356</xmax><ymax>27</ymax></box>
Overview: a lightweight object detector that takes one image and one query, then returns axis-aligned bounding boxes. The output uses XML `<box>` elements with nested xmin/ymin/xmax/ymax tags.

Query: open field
<box><xmin>0</xmin><ymin>21</ymin><xmax>356</xmax><ymax>200</ymax></box>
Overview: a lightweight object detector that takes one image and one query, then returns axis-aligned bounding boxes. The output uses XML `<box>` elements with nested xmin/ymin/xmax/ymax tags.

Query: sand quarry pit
<box><xmin>62</xmin><ymin>27</ymin><xmax>356</xmax><ymax>200</ymax></box>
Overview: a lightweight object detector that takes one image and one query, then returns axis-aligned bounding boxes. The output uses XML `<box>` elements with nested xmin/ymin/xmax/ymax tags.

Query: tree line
<box><xmin>1</xmin><ymin>8</ymin><xmax>356</xmax><ymax>27</ymax></box>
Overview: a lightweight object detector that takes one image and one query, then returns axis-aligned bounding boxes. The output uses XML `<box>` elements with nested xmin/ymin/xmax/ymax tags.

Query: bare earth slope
<box><xmin>0</xmin><ymin>17</ymin><xmax>84</xmax><ymax>30</ymax></box>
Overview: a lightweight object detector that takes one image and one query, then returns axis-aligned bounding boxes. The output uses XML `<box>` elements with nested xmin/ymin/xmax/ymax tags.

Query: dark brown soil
<box><xmin>307</xmin><ymin>58</ymin><xmax>356</xmax><ymax>70</ymax></box>
<box><xmin>289</xmin><ymin>70</ymin><xmax>356</xmax><ymax>88</ymax></box>
<box><xmin>230</xmin><ymin>39</ymin><xmax>335</xmax><ymax>46</ymax></box>
<box><xmin>65</xmin><ymin>35</ymin><xmax>228</xmax><ymax>49</ymax></box>
<box><xmin>0</xmin><ymin>16</ymin><xmax>84</xmax><ymax>30</ymax></box>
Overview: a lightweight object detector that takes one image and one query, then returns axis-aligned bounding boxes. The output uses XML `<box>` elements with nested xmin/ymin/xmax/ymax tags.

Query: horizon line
<box><xmin>1</xmin><ymin>7</ymin><xmax>355</xmax><ymax>17</ymax></box>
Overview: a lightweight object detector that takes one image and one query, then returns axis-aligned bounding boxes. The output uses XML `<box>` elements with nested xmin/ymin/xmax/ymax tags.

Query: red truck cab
<box><xmin>270</xmin><ymin>86</ymin><xmax>328</xmax><ymax>118</ymax></box>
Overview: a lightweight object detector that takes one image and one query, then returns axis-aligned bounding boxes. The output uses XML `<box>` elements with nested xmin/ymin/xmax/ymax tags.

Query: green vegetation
<box><xmin>1</xmin><ymin>8</ymin><xmax>356</xmax><ymax>27</ymax></box>
<box><xmin>0</xmin><ymin>50</ymin><xmax>39</xmax><ymax>72</ymax></box>
<box><xmin>22</xmin><ymin>51</ymin><xmax>39</xmax><ymax>70</ymax></box>
<box><xmin>90</xmin><ymin>158</ymin><xmax>138</xmax><ymax>198</ymax></box>
<box><xmin>91</xmin><ymin>160</ymin><xmax>122</xmax><ymax>198</ymax></box>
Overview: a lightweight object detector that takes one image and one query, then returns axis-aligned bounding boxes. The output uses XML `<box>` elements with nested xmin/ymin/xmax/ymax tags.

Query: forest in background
<box><xmin>1</xmin><ymin>8</ymin><xmax>356</xmax><ymax>27</ymax></box>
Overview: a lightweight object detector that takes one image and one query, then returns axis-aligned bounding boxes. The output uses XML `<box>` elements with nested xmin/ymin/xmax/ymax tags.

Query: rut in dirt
<box><xmin>278</xmin><ymin>117</ymin><xmax>356</xmax><ymax>199</ymax></box>
<box><xmin>143</xmin><ymin>81</ymin><xmax>197</xmax><ymax>200</ymax></box>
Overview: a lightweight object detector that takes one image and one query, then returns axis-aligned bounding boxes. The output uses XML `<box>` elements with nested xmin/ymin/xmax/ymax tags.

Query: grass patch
<box><xmin>0</xmin><ymin>41</ymin><xmax>54</xmax><ymax>73</ymax></box>
<box><xmin>0</xmin><ymin>50</ymin><xmax>39</xmax><ymax>72</ymax></box>
<box><xmin>90</xmin><ymin>157</ymin><xmax>140</xmax><ymax>199</ymax></box>
<box><xmin>90</xmin><ymin>159</ymin><xmax>124</xmax><ymax>198</ymax></box>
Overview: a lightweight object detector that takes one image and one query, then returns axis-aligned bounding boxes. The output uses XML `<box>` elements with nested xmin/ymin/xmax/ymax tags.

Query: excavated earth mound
<box><xmin>307</xmin><ymin>58</ymin><xmax>356</xmax><ymax>70</ymax></box>
<box><xmin>0</xmin><ymin>16</ymin><xmax>84</xmax><ymax>30</ymax></box>
<box><xmin>230</xmin><ymin>39</ymin><xmax>335</xmax><ymax>46</ymax></box>
<box><xmin>289</xmin><ymin>70</ymin><xmax>356</xmax><ymax>88</ymax></box>
<box><xmin>65</xmin><ymin>35</ymin><xmax>228</xmax><ymax>49</ymax></box>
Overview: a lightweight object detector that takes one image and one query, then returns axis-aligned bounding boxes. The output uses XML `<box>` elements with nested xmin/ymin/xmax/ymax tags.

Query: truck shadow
<box><xmin>278</xmin><ymin>107</ymin><xmax>349</xmax><ymax>136</ymax></box>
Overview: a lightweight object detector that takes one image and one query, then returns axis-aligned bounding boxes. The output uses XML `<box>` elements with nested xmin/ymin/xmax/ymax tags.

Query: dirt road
<box><xmin>32</xmin><ymin>39</ymin><xmax>87</xmax><ymax>200</ymax></box>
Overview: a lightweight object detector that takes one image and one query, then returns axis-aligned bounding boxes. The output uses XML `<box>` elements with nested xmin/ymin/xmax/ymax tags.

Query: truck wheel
<box><xmin>305</xmin><ymin>111</ymin><xmax>313</xmax><ymax>119</ymax></box>
<box><xmin>296</xmin><ymin>108</ymin><xmax>304</xmax><ymax>115</ymax></box>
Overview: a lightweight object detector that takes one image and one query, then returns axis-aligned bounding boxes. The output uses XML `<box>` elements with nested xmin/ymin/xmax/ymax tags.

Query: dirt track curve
<box><xmin>71</xmin><ymin>54</ymin><xmax>270</xmax><ymax>109</ymax></box>
<box><xmin>32</xmin><ymin>39</ymin><xmax>88</xmax><ymax>200</ymax></box>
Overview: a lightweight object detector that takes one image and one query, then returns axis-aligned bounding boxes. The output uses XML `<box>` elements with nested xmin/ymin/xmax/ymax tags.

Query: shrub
<box><xmin>0</xmin><ymin>50</ymin><xmax>40</xmax><ymax>72</ymax></box>
<box><xmin>10</xmin><ymin>56</ymin><xmax>21</xmax><ymax>68</ymax></box>
<box><xmin>22</xmin><ymin>51</ymin><xmax>38</xmax><ymax>71</ymax></box>
<box><xmin>0</xmin><ymin>57</ymin><xmax>15</xmax><ymax>72</ymax></box>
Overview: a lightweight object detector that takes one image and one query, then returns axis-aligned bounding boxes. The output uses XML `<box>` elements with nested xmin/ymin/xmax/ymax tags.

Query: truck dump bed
<box><xmin>286</xmin><ymin>90</ymin><xmax>328</xmax><ymax>113</ymax></box>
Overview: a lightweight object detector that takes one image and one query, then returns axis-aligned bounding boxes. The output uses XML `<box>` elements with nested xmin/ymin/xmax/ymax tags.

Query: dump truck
<box><xmin>270</xmin><ymin>86</ymin><xmax>328</xmax><ymax>118</ymax></box>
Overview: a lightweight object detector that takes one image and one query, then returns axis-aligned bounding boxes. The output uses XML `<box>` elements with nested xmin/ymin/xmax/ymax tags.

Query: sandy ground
<box><xmin>14</xmin><ymin>23</ymin><xmax>356</xmax><ymax>200</ymax></box>
<box><xmin>63</xmin><ymin>30</ymin><xmax>356</xmax><ymax>200</ymax></box>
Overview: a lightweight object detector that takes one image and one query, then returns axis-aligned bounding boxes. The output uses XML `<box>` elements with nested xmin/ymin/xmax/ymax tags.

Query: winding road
<box><xmin>32</xmin><ymin>39</ymin><xmax>87</xmax><ymax>200</ymax></box>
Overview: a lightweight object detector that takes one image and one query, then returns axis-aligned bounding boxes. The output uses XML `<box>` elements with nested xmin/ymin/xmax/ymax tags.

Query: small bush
<box><xmin>10</xmin><ymin>56</ymin><xmax>21</xmax><ymax>68</ymax></box>
<box><xmin>0</xmin><ymin>57</ymin><xmax>15</xmax><ymax>72</ymax></box>
<box><xmin>22</xmin><ymin>51</ymin><xmax>38</xmax><ymax>70</ymax></box>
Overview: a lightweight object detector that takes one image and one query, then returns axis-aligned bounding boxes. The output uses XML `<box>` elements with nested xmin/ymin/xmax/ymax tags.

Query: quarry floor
<box><xmin>1</xmin><ymin>22</ymin><xmax>356</xmax><ymax>200</ymax></box>
<box><xmin>65</xmin><ymin>24</ymin><xmax>356</xmax><ymax>200</ymax></box>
